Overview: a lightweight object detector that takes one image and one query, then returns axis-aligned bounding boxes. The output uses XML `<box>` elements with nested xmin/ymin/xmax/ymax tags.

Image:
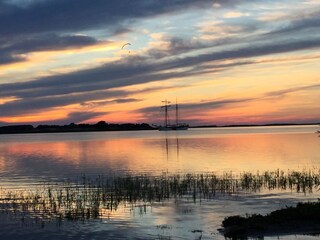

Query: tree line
<box><xmin>0</xmin><ymin>121</ymin><xmax>155</xmax><ymax>134</ymax></box>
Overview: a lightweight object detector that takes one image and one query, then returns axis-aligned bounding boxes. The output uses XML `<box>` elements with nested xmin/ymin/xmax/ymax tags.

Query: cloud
<box><xmin>0</xmin><ymin>0</ymin><xmax>223</xmax><ymax>37</ymax></box>
<box><xmin>58</xmin><ymin>111</ymin><xmax>108</xmax><ymax>124</ymax></box>
<box><xmin>223</xmin><ymin>11</ymin><xmax>250</xmax><ymax>18</ymax></box>
<box><xmin>80</xmin><ymin>98</ymin><xmax>141</xmax><ymax>108</ymax></box>
<box><xmin>0</xmin><ymin>55</ymin><xmax>194</xmax><ymax>99</ymax></box>
<box><xmin>264</xmin><ymin>10</ymin><xmax>320</xmax><ymax>35</ymax></box>
<box><xmin>2</xmin><ymin>0</ymin><xmax>316</xmax><ymax>67</ymax></box>
<box><xmin>0</xmin><ymin>0</ymin><xmax>258</xmax><ymax>39</ymax></box>
<box><xmin>0</xmin><ymin>53</ymin><xmax>24</xmax><ymax>65</ymax></box>
<box><xmin>0</xmin><ymin>85</ymin><xmax>175</xmax><ymax>118</ymax></box>
<box><xmin>0</xmin><ymin>0</ymin><xmax>255</xmax><ymax>66</ymax></box>
<box><xmin>0</xmin><ymin>33</ymin><xmax>101</xmax><ymax>65</ymax></box>
<box><xmin>0</xmin><ymin>0</ymin><xmax>221</xmax><ymax>65</ymax></box>
<box><xmin>264</xmin><ymin>84</ymin><xmax>320</xmax><ymax>98</ymax></box>
<box><xmin>136</xmin><ymin>84</ymin><xmax>320</xmax><ymax>124</ymax></box>
<box><xmin>0</xmin><ymin>89</ymin><xmax>128</xmax><ymax>117</ymax></box>
<box><xmin>7</xmin><ymin>34</ymin><xmax>99</xmax><ymax>52</ymax></box>
<box><xmin>1</xmin><ymin>37</ymin><xmax>320</xmax><ymax>117</ymax></box>
<box><xmin>0</xmin><ymin>111</ymin><xmax>108</xmax><ymax>126</ymax></box>
<box><xmin>1</xmin><ymin>0</ymin><xmax>319</xmax><ymax>125</ymax></box>
<box><xmin>174</xmin><ymin>38</ymin><xmax>320</xmax><ymax>67</ymax></box>
<box><xmin>146</xmin><ymin>36</ymin><xmax>207</xmax><ymax>58</ymax></box>
<box><xmin>137</xmin><ymin>97</ymin><xmax>256</xmax><ymax>122</ymax></box>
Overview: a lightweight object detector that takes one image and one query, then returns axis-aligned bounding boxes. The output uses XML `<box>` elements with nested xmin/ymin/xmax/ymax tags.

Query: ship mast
<box><xmin>175</xmin><ymin>98</ymin><xmax>178</xmax><ymax>126</ymax></box>
<box><xmin>161</xmin><ymin>100</ymin><xmax>171</xmax><ymax>127</ymax></box>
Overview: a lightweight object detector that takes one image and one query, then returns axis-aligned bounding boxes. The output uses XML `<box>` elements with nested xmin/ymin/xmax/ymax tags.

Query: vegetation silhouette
<box><xmin>1</xmin><ymin>169</ymin><xmax>319</xmax><ymax>224</ymax></box>
<box><xmin>221</xmin><ymin>200</ymin><xmax>320</xmax><ymax>239</ymax></box>
<box><xmin>0</xmin><ymin>121</ymin><xmax>155</xmax><ymax>134</ymax></box>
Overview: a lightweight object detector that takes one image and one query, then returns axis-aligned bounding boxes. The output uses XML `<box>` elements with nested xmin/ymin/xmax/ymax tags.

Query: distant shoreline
<box><xmin>190</xmin><ymin>122</ymin><xmax>320</xmax><ymax>128</ymax></box>
<box><xmin>0</xmin><ymin>121</ymin><xmax>155</xmax><ymax>135</ymax></box>
<box><xmin>0</xmin><ymin>122</ymin><xmax>318</xmax><ymax>135</ymax></box>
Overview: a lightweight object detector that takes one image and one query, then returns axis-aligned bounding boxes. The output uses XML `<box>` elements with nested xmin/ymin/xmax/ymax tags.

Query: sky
<box><xmin>0</xmin><ymin>0</ymin><xmax>319</xmax><ymax>126</ymax></box>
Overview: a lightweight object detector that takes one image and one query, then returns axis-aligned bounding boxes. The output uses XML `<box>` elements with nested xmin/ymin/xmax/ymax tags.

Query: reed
<box><xmin>0</xmin><ymin>169</ymin><xmax>319</xmax><ymax>223</ymax></box>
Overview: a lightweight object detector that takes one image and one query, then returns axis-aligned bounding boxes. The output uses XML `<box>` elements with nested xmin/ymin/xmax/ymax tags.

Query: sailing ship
<box><xmin>158</xmin><ymin>100</ymin><xmax>189</xmax><ymax>131</ymax></box>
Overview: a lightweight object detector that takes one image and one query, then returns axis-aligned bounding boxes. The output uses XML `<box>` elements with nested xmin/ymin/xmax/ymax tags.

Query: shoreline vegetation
<box><xmin>1</xmin><ymin>169</ymin><xmax>319</xmax><ymax>227</ymax></box>
<box><xmin>220</xmin><ymin>200</ymin><xmax>320</xmax><ymax>239</ymax></box>
<box><xmin>0</xmin><ymin>121</ymin><xmax>155</xmax><ymax>134</ymax></box>
<box><xmin>0</xmin><ymin>121</ymin><xmax>319</xmax><ymax>134</ymax></box>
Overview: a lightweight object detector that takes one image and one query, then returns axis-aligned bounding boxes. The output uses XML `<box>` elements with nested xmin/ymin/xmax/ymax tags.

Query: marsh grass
<box><xmin>0</xmin><ymin>169</ymin><xmax>319</xmax><ymax>222</ymax></box>
<box><xmin>221</xmin><ymin>200</ymin><xmax>320</xmax><ymax>238</ymax></box>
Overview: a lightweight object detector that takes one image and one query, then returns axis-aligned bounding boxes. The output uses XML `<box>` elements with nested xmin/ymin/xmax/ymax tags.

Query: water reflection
<box><xmin>0</xmin><ymin>126</ymin><xmax>319</xmax><ymax>240</ymax></box>
<box><xmin>0</xmin><ymin>126</ymin><xmax>319</xmax><ymax>187</ymax></box>
<box><xmin>163</xmin><ymin>132</ymin><xmax>180</xmax><ymax>167</ymax></box>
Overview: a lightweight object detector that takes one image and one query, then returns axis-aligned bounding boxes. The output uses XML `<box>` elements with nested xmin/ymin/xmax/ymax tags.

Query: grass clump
<box><xmin>0</xmin><ymin>169</ymin><xmax>320</xmax><ymax>224</ymax></box>
<box><xmin>221</xmin><ymin>200</ymin><xmax>320</xmax><ymax>239</ymax></box>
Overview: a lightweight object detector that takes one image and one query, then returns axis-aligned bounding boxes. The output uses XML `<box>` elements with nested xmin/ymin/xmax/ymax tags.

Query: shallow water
<box><xmin>0</xmin><ymin>125</ymin><xmax>319</xmax><ymax>239</ymax></box>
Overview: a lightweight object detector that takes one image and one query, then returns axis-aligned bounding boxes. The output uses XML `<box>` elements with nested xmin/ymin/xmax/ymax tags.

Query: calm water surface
<box><xmin>0</xmin><ymin>125</ymin><xmax>319</xmax><ymax>239</ymax></box>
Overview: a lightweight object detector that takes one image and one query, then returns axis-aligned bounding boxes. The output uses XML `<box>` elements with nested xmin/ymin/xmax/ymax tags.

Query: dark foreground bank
<box><xmin>220</xmin><ymin>200</ymin><xmax>320</xmax><ymax>239</ymax></box>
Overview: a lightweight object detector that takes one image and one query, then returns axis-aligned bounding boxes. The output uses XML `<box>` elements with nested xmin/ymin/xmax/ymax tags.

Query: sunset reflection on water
<box><xmin>0</xmin><ymin>126</ymin><xmax>318</xmax><ymax>186</ymax></box>
<box><xmin>0</xmin><ymin>126</ymin><xmax>319</xmax><ymax>240</ymax></box>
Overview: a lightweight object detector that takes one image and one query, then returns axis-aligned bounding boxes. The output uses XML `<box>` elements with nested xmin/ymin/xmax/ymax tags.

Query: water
<box><xmin>0</xmin><ymin>125</ymin><xmax>319</xmax><ymax>239</ymax></box>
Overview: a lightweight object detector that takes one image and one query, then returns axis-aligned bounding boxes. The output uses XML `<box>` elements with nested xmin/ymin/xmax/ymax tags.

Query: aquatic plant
<box><xmin>0</xmin><ymin>169</ymin><xmax>320</xmax><ymax>223</ymax></box>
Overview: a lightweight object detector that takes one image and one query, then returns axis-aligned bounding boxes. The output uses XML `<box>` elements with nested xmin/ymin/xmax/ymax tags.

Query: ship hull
<box><xmin>158</xmin><ymin>125</ymin><xmax>189</xmax><ymax>131</ymax></box>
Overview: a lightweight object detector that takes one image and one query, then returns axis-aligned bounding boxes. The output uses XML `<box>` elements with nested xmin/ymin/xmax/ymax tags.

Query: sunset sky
<box><xmin>0</xmin><ymin>0</ymin><xmax>319</xmax><ymax>126</ymax></box>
